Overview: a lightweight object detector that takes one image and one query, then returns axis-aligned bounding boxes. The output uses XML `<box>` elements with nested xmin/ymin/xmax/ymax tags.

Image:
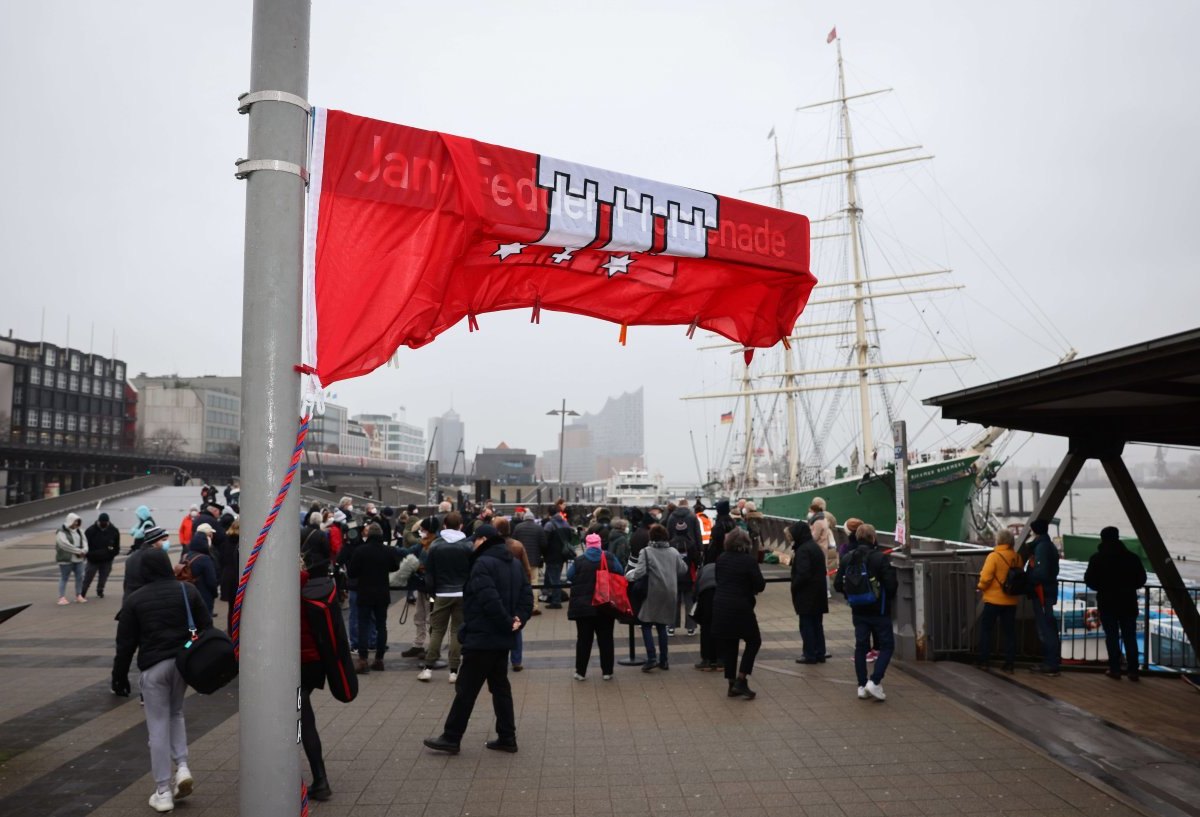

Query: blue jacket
<box><xmin>184</xmin><ymin>532</ymin><xmax>219</xmax><ymax>614</ymax></box>
<box><xmin>458</xmin><ymin>539</ymin><xmax>533</xmax><ymax>651</ymax></box>
<box><xmin>1026</xmin><ymin>534</ymin><xmax>1059</xmax><ymax>604</ymax></box>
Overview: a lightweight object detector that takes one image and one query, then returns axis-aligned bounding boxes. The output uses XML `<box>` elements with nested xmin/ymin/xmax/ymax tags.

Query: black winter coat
<box><xmin>458</xmin><ymin>539</ymin><xmax>533</xmax><ymax>651</ymax></box>
<box><xmin>85</xmin><ymin>522</ymin><xmax>120</xmax><ymax>563</ymax></box>
<box><xmin>122</xmin><ymin>547</ymin><xmax>154</xmax><ymax>599</ymax></box>
<box><xmin>348</xmin><ymin>536</ymin><xmax>400</xmax><ymax>606</ymax></box>
<box><xmin>512</xmin><ymin>519</ymin><xmax>547</xmax><ymax>567</ymax></box>
<box><xmin>1084</xmin><ymin>539</ymin><xmax>1147</xmax><ymax>618</ymax></box>
<box><xmin>708</xmin><ymin>505</ymin><xmax>736</xmax><ymax>564</ymax></box>
<box><xmin>711</xmin><ymin>551</ymin><xmax>766</xmax><ymax>639</ymax></box>
<box><xmin>543</xmin><ymin>518</ymin><xmax>573</xmax><ymax>565</ymax></box>
<box><xmin>665</xmin><ymin>507</ymin><xmax>702</xmax><ymax>555</ymax></box>
<box><xmin>216</xmin><ymin>531</ymin><xmax>239</xmax><ymax>602</ymax></box>
<box><xmin>183</xmin><ymin>533</ymin><xmax>219</xmax><ymax>614</ymax></box>
<box><xmin>364</xmin><ymin>513</ymin><xmax>392</xmax><ymax>544</ymax></box>
<box><xmin>114</xmin><ymin>548</ymin><xmax>212</xmax><ymax>675</ymax></box>
<box><xmin>338</xmin><ymin>530</ymin><xmax>365</xmax><ymax>590</ymax></box>
<box><xmin>790</xmin><ymin>523</ymin><xmax>829</xmax><ymax>616</ymax></box>
<box><xmin>567</xmin><ymin>550</ymin><xmax>622</xmax><ymax>620</ymax></box>
<box><xmin>628</xmin><ymin>526</ymin><xmax>651</xmax><ymax>560</ymax></box>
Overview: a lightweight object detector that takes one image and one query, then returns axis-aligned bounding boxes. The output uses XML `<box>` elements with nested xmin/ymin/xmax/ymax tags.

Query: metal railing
<box><xmin>925</xmin><ymin>567</ymin><xmax>1199</xmax><ymax>672</ymax></box>
<box><xmin>1057</xmin><ymin>579</ymin><xmax>1199</xmax><ymax>672</ymax></box>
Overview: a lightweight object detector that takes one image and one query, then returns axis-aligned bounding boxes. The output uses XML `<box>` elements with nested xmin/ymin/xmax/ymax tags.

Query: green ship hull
<box><xmin>1062</xmin><ymin>534</ymin><xmax>1155</xmax><ymax>573</ymax></box>
<box><xmin>759</xmin><ymin>455</ymin><xmax>982</xmax><ymax>543</ymax></box>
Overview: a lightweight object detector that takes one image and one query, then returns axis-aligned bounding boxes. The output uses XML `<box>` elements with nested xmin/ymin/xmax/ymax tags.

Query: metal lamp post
<box><xmin>546</xmin><ymin>399</ymin><xmax>579</xmax><ymax>503</ymax></box>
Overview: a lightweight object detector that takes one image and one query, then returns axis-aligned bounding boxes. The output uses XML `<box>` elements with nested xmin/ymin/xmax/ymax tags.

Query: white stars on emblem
<box><xmin>493</xmin><ymin>242</ymin><xmax>527</xmax><ymax>261</ymax></box>
<box><xmin>601</xmin><ymin>254</ymin><xmax>635</xmax><ymax>278</ymax></box>
<box><xmin>550</xmin><ymin>248</ymin><xmax>576</xmax><ymax>264</ymax></box>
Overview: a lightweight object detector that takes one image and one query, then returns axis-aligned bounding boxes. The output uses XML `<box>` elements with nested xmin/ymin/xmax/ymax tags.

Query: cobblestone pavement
<box><xmin>0</xmin><ymin>494</ymin><xmax>1144</xmax><ymax>816</ymax></box>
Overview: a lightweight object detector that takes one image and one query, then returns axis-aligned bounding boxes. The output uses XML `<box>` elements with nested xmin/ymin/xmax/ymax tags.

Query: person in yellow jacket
<box><xmin>976</xmin><ymin>528</ymin><xmax>1021</xmax><ymax>672</ymax></box>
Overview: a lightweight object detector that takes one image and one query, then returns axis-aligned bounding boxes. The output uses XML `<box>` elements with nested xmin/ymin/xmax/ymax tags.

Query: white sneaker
<box><xmin>57</xmin><ymin>597</ymin><xmax>70</xmax><ymax>606</ymax></box>
<box><xmin>865</xmin><ymin>680</ymin><xmax>887</xmax><ymax>701</ymax></box>
<box><xmin>573</xmin><ymin>672</ymin><xmax>586</xmax><ymax>681</ymax></box>
<box><xmin>173</xmin><ymin>765</ymin><xmax>193</xmax><ymax>799</ymax></box>
<box><xmin>857</xmin><ymin>686</ymin><xmax>870</xmax><ymax>700</ymax></box>
<box><xmin>602</xmin><ymin>674</ymin><xmax>613</xmax><ymax>681</ymax></box>
<box><xmin>149</xmin><ymin>788</ymin><xmax>174</xmax><ymax>812</ymax></box>
<box><xmin>417</xmin><ymin>667</ymin><xmax>433</xmax><ymax>682</ymax></box>
<box><xmin>448</xmin><ymin>671</ymin><xmax>458</xmax><ymax>684</ymax></box>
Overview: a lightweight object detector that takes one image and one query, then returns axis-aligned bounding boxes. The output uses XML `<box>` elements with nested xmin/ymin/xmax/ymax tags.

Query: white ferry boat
<box><xmin>605</xmin><ymin>468</ymin><xmax>666</xmax><ymax>507</ymax></box>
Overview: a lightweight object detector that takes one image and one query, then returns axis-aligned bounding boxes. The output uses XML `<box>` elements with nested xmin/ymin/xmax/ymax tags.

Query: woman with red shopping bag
<box><xmin>567</xmin><ymin>533</ymin><xmax>627</xmax><ymax>681</ymax></box>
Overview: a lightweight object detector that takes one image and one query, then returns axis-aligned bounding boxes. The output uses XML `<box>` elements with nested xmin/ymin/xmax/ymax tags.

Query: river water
<box><xmin>990</xmin><ymin>486</ymin><xmax>1200</xmax><ymax>580</ymax></box>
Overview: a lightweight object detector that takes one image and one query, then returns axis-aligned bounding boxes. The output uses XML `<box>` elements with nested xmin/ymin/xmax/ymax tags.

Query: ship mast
<box><xmin>773</xmin><ymin>130</ymin><xmax>802</xmax><ymax>490</ymax></box>
<box><xmin>741</xmin><ymin>362</ymin><xmax>754</xmax><ymax>492</ymax></box>
<box><xmin>835</xmin><ymin>36</ymin><xmax>874</xmax><ymax>474</ymax></box>
<box><xmin>690</xmin><ymin>39</ymin><xmax>970</xmax><ymax>481</ymax></box>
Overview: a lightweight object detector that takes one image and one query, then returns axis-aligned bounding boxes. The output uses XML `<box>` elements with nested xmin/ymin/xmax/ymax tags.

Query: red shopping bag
<box><xmin>592</xmin><ymin>550</ymin><xmax>635</xmax><ymax>622</ymax></box>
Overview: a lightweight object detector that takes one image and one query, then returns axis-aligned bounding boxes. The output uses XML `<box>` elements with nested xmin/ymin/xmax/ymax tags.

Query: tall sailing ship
<box><xmin>684</xmin><ymin>37</ymin><xmax>1072</xmax><ymax>543</ymax></box>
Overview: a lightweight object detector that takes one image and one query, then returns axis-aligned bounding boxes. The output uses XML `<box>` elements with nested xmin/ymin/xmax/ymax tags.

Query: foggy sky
<box><xmin>2</xmin><ymin>1</ymin><xmax>1197</xmax><ymax>483</ymax></box>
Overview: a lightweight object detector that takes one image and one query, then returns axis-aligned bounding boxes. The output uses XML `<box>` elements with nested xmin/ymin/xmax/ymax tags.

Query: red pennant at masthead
<box><xmin>303</xmin><ymin>109</ymin><xmax>815</xmax><ymax>385</ymax></box>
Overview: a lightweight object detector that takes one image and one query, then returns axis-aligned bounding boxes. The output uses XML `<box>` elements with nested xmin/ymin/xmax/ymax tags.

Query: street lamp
<box><xmin>546</xmin><ymin>399</ymin><xmax>580</xmax><ymax>503</ymax></box>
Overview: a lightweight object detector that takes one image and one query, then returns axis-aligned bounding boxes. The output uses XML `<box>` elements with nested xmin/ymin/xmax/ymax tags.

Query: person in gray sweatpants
<box><xmin>113</xmin><ymin>546</ymin><xmax>210</xmax><ymax>813</ymax></box>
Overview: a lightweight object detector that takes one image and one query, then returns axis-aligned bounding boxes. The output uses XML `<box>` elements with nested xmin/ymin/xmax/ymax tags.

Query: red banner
<box><xmin>304</xmin><ymin>109</ymin><xmax>815</xmax><ymax>385</ymax></box>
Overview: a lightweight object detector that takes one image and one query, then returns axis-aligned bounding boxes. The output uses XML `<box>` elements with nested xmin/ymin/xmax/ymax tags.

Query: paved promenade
<box><xmin>0</xmin><ymin>488</ymin><xmax>1163</xmax><ymax>816</ymax></box>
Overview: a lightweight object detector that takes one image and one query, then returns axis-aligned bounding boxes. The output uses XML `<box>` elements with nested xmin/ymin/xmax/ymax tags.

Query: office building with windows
<box><xmin>353</xmin><ymin>413</ymin><xmax>426</xmax><ymax>467</ymax></box>
<box><xmin>2</xmin><ymin>337</ymin><xmax>134</xmax><ymax>451</ymax></box>
<box><xmin>131</xmin><ymin>375</ymin><xmax>241</xmax><ymax>456</ymax></box>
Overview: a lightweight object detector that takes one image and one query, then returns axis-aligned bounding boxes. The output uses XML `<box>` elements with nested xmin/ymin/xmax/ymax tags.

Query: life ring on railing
<box><xmin>1084</xmin><ymin>608</ymin><xmax>1101</xmax><ymax>631</ymax></box>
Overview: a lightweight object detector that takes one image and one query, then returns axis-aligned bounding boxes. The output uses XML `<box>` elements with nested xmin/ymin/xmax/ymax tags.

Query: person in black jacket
<box><xmin>217</xmin><ymin>519</ymin><xmax>240</xmax><ymax>633</ymax></box>
<box><xmin>363</xmin><ymin>503</ymin><xmax>392</xmax><ymax>544</ymax></box>
<box><xmin>567</xmin><ymin>532</ymin><xmax>625</xmax><ymax>680</ymax></box>
<box><xmin>122</xmin><ymin>527</ymin><xmax>171</xmax><ymax>601</ymax></box>
<box><xmin>789</xmin><ymin>521</ymin><xmax>829</xmax><ymax>664</ymax></box>
<box><xmin>348</xmin><ymin>523</ymin><xmax>400</xmax><ymax>672</ymax></box>
<box><xmin>834</xmin><ymin>523</ymin><xmax>898</xmax><ymax>701</ymax></box>
<box><xmin>1084</xmin><ymin>526</ymin><xmax>1148</xmax><ymax>681</ymax></box>
<box><xmin>664</xmin><ymin>501</ymin><xmax>703</xmax><ymax>561</ymax></box>
<box><xmin>423</xmin><ymin>524</ymin><xmax>533</xmax><ymax>754</ymax></box>
<box><xmin>82</xmin><ymin>512</ymin><xmax>121</xmax><ymax>599</ymax></box>
<box><xmin>112</xmin><ymin>547</ymin><xmax>209</xmax><ymax>812</ymax></box>
<box><xmin>708</xmin><ymin>500</ymin><xmax>736</xmax><ymax>564</ymax></box>
<box><xmin>711</xmin><ymin>528</ymin><xmax>767</xmax><ymax>699</ymax></box>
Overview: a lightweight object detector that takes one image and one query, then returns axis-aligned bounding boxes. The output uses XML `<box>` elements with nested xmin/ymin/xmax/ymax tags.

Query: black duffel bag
<box><xmin>176</xmin><ymin>583</ymin><xmax>239</xmax><ymax>694</ymax></box>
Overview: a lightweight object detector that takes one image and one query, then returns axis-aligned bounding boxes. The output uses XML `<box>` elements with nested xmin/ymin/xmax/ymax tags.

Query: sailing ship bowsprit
<box><xmin>683</xmin><ymin>36</ymin><xmax>1052</xmax><ymax>543</ymax></box>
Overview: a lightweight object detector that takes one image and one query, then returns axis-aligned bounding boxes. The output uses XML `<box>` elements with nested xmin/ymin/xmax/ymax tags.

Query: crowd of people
<box><xmin>44</xmin><ymin>482</ymin><xmax>1147</xmax><ymax>811</ymax></box>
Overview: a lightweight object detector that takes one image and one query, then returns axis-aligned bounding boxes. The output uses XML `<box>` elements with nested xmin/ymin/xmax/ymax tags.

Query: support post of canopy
<box><xmin>1100</xmin><ymin>455</ymin><xmax>1200</xmax><ymax>665</ymax></box>
<box><xmin>238</xmin><ymin>2</ymin><xmax>310</xmax><ymax>816</ymax></box>
<box><xmin>1016</xmin><ymin>448</ymin><xmax>1087</xmax><ymax>550</ymax></box>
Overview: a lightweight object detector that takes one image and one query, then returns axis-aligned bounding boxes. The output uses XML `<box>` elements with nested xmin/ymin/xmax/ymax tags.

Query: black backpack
<box><xmin>1000</xmin><ymin>551</ymin><xmax>1027</xmax><ymax>596</ymax></box>
<box><xmin>670</xmin><ymin>533</ymin><xmax>698</xmax><ymax>588</ymax></box>
<box><xmin>842</xmin><ymin>549</ymin><xmax>880</xmax><ymax>607</ymax></box>
<box><xmin>301</xmin><ymin>575</ymin><xmax>358</xmax><ymax>703</ymax></box>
